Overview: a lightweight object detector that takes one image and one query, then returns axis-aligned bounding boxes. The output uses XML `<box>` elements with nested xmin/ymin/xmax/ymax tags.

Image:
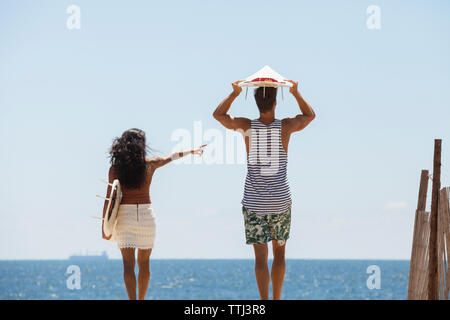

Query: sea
<box><xmin>0</xmin><ymin>259</ymin><xmax>409</xmax><ymax>300</ymax></box>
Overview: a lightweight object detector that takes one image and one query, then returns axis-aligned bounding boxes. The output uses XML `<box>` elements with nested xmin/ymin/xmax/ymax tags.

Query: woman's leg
<box><xmin>271</xmin><ymin>240</ymin><xmax>286</xmax><ymax>300</ymax></box>
<box><xmin>253</xmin><ymin>243</ymin><xmax>269</xmax><ymax>300</ymax></box>
<box><xmin>120</xmin><ymin>248</ymin><xmax>136</xmax><ymax>300</ymax></box>
<box><xmin>137</xmin><ymin>248</ymin><xmax>152</xmax><ymax>300</ymax></box>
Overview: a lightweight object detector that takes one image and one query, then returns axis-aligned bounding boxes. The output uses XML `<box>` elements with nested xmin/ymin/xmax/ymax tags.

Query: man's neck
<box><xmin>258</xmin><ymin>111</ymin><xmax>275</xmax><ymax>125</ymax></box>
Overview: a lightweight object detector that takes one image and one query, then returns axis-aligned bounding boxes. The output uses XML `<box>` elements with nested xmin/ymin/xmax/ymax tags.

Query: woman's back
<box><xmin>109</xmin><ymin>161</ymin><xmax>154</xmax><ymax>204</ymax></box>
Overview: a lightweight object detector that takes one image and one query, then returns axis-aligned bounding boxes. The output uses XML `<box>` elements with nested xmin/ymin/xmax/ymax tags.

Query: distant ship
<box><xmin>69</xmin><ymin>250</ymin><xmax>109</xmax><ymax>260</ymax></box>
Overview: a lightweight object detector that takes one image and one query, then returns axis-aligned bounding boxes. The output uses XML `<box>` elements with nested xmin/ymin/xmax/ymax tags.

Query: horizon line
<box><xmin>0</xmin><ymin>257</ymin><xmax>411</xmax><ymax>261</ymax></box>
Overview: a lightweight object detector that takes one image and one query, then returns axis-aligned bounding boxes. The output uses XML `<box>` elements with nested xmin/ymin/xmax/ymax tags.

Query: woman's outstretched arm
<box><xmin>148</xmin><ymin>145</ymin><xmax>206</xmax><ymax>169</ymax></box>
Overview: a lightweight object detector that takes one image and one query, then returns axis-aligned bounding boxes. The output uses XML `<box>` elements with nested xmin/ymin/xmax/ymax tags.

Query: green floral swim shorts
<box><xmin>242</xmin><ymin>206</ymin><xmax>291</xmax><ymax>245</ymax></box>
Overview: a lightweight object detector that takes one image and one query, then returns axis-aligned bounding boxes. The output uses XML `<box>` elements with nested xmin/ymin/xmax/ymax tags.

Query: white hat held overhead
<box><xmin>239</xmin><ymin>65</ymin><xmax>292</xmax><ymax>99</ymax></box>
<box><xmin>239</xmin><ymin>65</ymin><xmax>293</xmax><ymax>88</ymax></box>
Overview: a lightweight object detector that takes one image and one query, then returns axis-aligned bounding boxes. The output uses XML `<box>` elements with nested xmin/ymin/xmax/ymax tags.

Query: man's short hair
<box><xmin>254</xmin><ymin>87</ymin><xmax>277</xmax><ymax>113</ymax></box>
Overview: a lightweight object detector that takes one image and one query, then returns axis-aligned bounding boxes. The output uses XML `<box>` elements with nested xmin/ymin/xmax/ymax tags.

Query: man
<box><xmin>213</xmin><ymin>79</ymin><xmax>315</xmax><ymax>300</ymax></box>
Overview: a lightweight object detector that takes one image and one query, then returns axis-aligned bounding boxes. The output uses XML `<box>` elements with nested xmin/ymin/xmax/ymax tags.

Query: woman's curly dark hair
<box><xmin>109</xmin><ymin>128</ymin><xmax>147</xmax><ymax>189</ymax></box>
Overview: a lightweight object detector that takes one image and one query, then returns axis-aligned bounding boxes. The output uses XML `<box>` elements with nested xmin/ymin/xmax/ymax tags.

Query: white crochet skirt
<box><xmin>114</xmin><ymin>204</ymin><xmax>156</xmax><ymax>249</ymax></box>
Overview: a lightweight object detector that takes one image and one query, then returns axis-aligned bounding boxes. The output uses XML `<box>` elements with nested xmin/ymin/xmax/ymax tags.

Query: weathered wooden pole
<box><xmin>440</xmin><ymin>188</ymin><xmax>450</xmax><ymax>299</ymax></box>
<box><xmin>417</xmin><ymin>170</ymin><xmax>430</xmax><ymax>213</ymax></box>
<box><xmin>408</xmin><ymin>169</ymin><xmax>429</xmax><ymax>299</ymax></box>
<box><xmin>427</xmin><ymin>139</ymin><xmax>442</xmax><ymax>300</ymax></box>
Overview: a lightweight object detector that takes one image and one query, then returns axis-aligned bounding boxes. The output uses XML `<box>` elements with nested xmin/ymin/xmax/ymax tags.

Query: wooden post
<box><xmin>408</xmin><ymin>170</ymin><xmax>429</xmax><ymax>299</ymax></box>
<box><xmin>437</xmin><ymin>190</ymin><xmax>444</xmax><ymax>299</ymax></box>
<box><xmin>442</xmin><ymin>188</ymin><xmax>450</xmax><ymax>299</ymax></box>
<box><xmin>417</xmin><ymin>170</ymin><xmax>430</xmax><ymax>213</ymax></box>
<box><xmin>418</xmin><ymin>211</ymin><xmax>431</xmax><ymax>299</ymax></box>
<box><xmin>428</xmin><ymin>139</ymin><xmax>442</xmax><ymax>300</ymax></box>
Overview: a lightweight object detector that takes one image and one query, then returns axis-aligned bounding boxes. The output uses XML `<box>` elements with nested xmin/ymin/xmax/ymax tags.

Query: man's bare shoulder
<box><xmin>281</xmin><ymin>117</ymin><xmax>294</xmax><ymax>131</ymax></box>
<box><xmin>234</xmin><ymin>117</ymin><xmax>251</xmax><ymax>131</ymax></box>
<box><xmin>281</xmin><ymin>115</ymin><xmax>313</xmax><ymax>134</ymax></box>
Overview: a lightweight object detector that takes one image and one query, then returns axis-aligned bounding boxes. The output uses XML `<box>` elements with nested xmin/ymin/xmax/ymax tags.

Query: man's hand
<box><xmin>232</xmin><ymin>80</ymin><xmax>244</xmax><ymax>95</ymax></box>
<box><xmin>284</xmin><ymin>79</ymin><xmax>299</xmax><ymax>95</ymax></box>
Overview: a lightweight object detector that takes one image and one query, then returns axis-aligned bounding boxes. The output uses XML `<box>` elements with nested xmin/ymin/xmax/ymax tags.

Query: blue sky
<box><xmin>0</xmin><ymin>0</ymin><xmax>449</xmax><ymax>260</ymax></box>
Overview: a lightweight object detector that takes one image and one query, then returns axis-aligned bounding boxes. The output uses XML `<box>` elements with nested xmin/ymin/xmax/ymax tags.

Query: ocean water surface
<box><xmin>0</xmin><ymin>259</ymin><xmax>409</xmax><ymax>300</ymax></box>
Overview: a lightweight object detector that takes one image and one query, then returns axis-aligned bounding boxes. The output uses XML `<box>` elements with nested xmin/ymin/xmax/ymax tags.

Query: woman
<box><xmin>102</xmin><ymin>128</ymin><xmax>204</xmax><ymax>300</ymax></box>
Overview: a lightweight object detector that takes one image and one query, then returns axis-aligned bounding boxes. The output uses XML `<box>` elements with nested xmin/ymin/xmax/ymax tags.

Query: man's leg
<box><xmin>271</xmin><ymin>240</ymin><xmax>286</xmax><ymax>300</ymax></box>
<box><xmin>253</xmin><ymin>243</ymin><xmax>270</xmax><ymax>300</ymax></box>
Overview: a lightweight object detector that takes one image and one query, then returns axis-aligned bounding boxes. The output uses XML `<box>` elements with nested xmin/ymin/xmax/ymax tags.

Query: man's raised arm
<box><xmin>213</xmin><ymin>80</ymin><xmax>250</xmax><ymax>132</ymax></box>
<box><xmin>283</xmin><ymin>80</ymin><xmax>316</xmax><ymax>134</ymax></box>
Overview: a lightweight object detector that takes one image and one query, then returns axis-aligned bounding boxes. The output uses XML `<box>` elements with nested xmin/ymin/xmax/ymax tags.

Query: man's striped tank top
<box><xmin>242</xmin><ymin>119</ymin><xmax>292</xmax><ymax>215</ymax></box>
